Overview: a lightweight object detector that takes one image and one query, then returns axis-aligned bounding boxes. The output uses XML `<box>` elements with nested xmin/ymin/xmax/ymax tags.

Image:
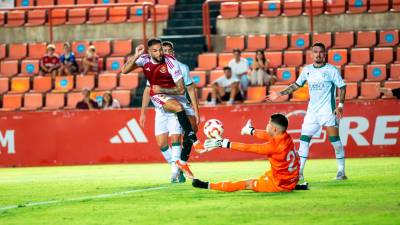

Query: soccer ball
<box><xmin>203</xmin><ymin>119</ymin><xmax>224</xmax><ymax>139</ymax></box>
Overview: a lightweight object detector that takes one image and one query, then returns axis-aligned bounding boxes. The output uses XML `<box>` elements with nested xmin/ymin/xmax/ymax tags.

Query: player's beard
<box><xmin>152</xmin><ymin>55</ymin><xmax>165</xmax><ymax>63</ymax></box>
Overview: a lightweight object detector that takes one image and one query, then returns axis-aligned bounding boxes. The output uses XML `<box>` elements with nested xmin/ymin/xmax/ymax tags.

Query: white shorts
<box><xmin>150</xmin><ymin>94</ymin><xmax>194</xmax><ymax>116</ymax></box>
<box><xmin>301</xmin><ymin>112</ymin><xmax>338</xmax><ymax>136</ymax></box>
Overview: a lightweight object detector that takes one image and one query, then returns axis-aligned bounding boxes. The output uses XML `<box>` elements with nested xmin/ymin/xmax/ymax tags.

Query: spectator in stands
<box><xmin>39</xmin><ymin>44</ymin><xmax>61</xmax><ymax>78</ymax></box>
<box><xmin>76</xmin><ymin>88</ymin><xmax>99</xmax><ymax>109</ymax></box>
<box><xmin>59</xmin><ymin>42</ymin><xmax>79</xmax><ymax>76</ymax></box>
<box><xmin>249</xmin><ymin>50</ymin><xmax>276</xmax><ymax>87</ymax></box>
<box><xmin>82</xmin><ymin>45</ymin><xmax>99</xmax><ymax>75</ymax></box>
<box><xmin>380</xmin><ymin>87</ymin><xmax>400</xmax><ymax>99</ymax></box>
<box><xmin>228</xmin><ymin>48</ymin><xmax>250</xmax><ymax>96</ymax></box>
<box><xmin>207</xmin><ymin>67</ymin><xmax>243</xmax><ymax>105</ymax></box>
<box><xmin>101</xmin><ymin>91</ymin><xmax>121</xmax><ymax>109</ymax></box>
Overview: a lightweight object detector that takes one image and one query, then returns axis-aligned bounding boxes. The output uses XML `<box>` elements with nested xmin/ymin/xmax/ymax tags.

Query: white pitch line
<box><xmin>0</xmin><ymin>186</ymin><xmax>167</xmax><ymax>212</ymax></box>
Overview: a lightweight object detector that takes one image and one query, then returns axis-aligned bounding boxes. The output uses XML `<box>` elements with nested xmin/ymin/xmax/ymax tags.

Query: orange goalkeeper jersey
<box><xmin>231</xmin><ymin>130</ymin><xmax>300</xmax><ymax>190</ymax></box>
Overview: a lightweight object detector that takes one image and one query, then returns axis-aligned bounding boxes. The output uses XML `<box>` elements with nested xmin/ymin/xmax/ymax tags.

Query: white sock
<box><xmin>160</xmin><ymin>145</ymin><xmax>173</xmax><ymax>164</ymax></box>
<box><xmin>299</xmin><ymin>140</ymin><xmax>310</xmax><ymax>175</ymax></box>
<box><xmin>331</xmin><ymin>139</ymin><xmax>345</xmax><ymax>172</ymax></box>
<box><xmin>171</xmin><ymin>143</ymin><xmax>182</xmax><ymax>176</ymax></box>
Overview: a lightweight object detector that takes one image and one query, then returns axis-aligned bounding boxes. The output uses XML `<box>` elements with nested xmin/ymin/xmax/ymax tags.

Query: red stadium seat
<box><xmin>312</xmin><ymin>32</ymin><xmax>332</xmax><ymax>48</ymax></box>
<box><xmin>0</xmin><ymin>78</ymin><xmax>9</xmax><ymax>94</ymax></box>
<box><xmin>304</xmin><ymin>0</ymin><xmax>324</xmax><ymax>15</ymax></box>
<box><xmin>382</xmin><ymin>80</ymin><xmax>400</xmax><ymax>98</ymax></box>
<box><xmin>1</xmin><ymin>94</ymin><xmax>22</xmax><ymax>111</ymax></box>
<box><xmin>289</xmin><ymin>33</ymin><xmax>310</xmax><ymax>50</ymax></box>
<box><xmin>350</xmin><ymin>48</ymin><xmax>370</xmax><ymax>65</ymax></box>
<box><xmin>27</xmin><ymin>42</ymin><xmax>47</xmax><ymax>60</ymax></box>
<box><xmin>261</xmin><ymin>0</ymin><xmax>281</xmax><ymax>17</ymax></box>
<box><xmin>347</xmin><ymin>0</ymin><xmax>367</xmax><ymax>13</ymax></box>
<box><xmin>373</xmin><ymin>47</ymin><xmax>393</xmax><ymax>64</ymax></box>
<box><xmin>16</xmin><ymin>0</ymin><xmax>34</xmax><ymax>7</ymax></box>
<box><xmin>128</xmin><ymin>6</ymin><xmax>149</xmax><ymax>22</ymax></box>
<box><xmin>111</xmin><ymin>39</ymin><xmax>132</xmax><ymax>57</ymax></box>
<box><xmin>265</xmin><ymin>51</ymin><xmax>283</xmax><ymax>68</ymax></box>
<box><xmin>112</xmin><ymin>90</ymin><xmax>131</xmax><ymax>107</ymax></box>
<box><xmin>26</xmin><ymin>10</ymin><xmax>46</xmax><ymax>26</ymax></box>
<box><xmin>67</xmin><ymin>8</ymin><xmax>87</xmax><ymax>25</ymax></box>
<box><xmin>209</xmin><ymin>70</ymin><xmax>224</xmax><ymax>83</ymax></box>
<box><xmin>197</xmin><ymin>53</ymin><xmax>217</xmax><ymax>70</ymax></box>
<box><xmin>326</xmin><ymin>0</ymin><xmax>346</xmax><ymax>14</ymax></box>
<box><xmin>118</xmin><ymin>73</ymin><xmax>139</xmax><ymax>90</ymax></box>
<box><xmin>245</xmin><ymin>86</ymin><xmax>267</xmax><ymax>103</ymax></box>
<box><xmin>43</xmin><ymin>93</ymin><xmax>65</xmax><ymax>110</ymax></box>
<box><xmin>344</xmin><ymin>64</ymin><xmax>364</xmax><ymax>81</ymax></box>
<box><xmin>246</xmin><ymin>34</ymin><xmax>267</xmax><ymax>51</ymax></box>
<box><xmin>54</xmin><ymin>76</ymin><xmax>74</xmax><ymax>92</ymax></box>
<box><xmin>389</xmin><ymin>64</ymin><xmax>400</xmax><ymax>80</ymax></box>
<box><xmin>8</xmin><ymin>43</ymin><xmax>27</xmax><ymax>60</ymax></box>
<box><xmin>92</xmin><ymin>40</ymin><xmax>111</xmax><ymax>57</ymax></box>
<box><xmin>378</xmin><ymin>30</ymin><xmax>399</xmax><ymax>47</ymax></box>
<box><xmin>396</xmin><ymin>47</ymin><xmax>400</xmax><ymax>63</ymax></box>
<box><xmin>106</xmin><ymin>57</ymin><xmax>125</xmax><ymax>72</ymax></box>
<box><xmin>356</xmin><ymin>31</ymin><xmax>377</xmax><ymax>48</ymax></box>
<box><xmin>10</xmin><ymin>77</ymin><xmax>30</xmax><ymax>93</ymax></box>
<box><xmin>75</xmin><ymin>75</ymin><xmax>95</xmax><ymax>91</ymax></box>
<box><xmin>108</xmin><ymin>6</ymin><xmax>128</xmax><ymax>23</ymax></box>
<box><xmin>283</xmin><ymin>0</ymin><xmax>303</xmax><ymax>16</ymax></box>
<box><xmin>219</xmin><ymin>2</ymin><xmax>239</xmax><ymax>18</ymax></box>
<box><xmin>359</xmin><ymin>82</ymin><xmax>381</xmax><ymax>99</ymax></box>
<box><xmin>305</xmin><ymin>49</ymin><xmax>313</xmax><ymax>64</ymax></box>
<box><xmin>72</xmin><ymin>41</ymin><xmax>90</xmax><ymax>58</ymax></box>
<box><xmin>240</xmin><ymin>1</ymin><xmax>260</xmax><ymax>18</ymax></box>
<box><xmin>366</xmin><ymin>64</ymin><xmax>387</xmax><ymax>81</ymax></box>
<box><xmin>200</xmin><ymin>87</ymin><xmax>212</xmax><ymax>101</ymax></box>
<box><xmin>189</xmin><ymin>71</ymin><xmax>206</xmax><ymax>88</ymax></box>
<box><xmin>32</xmin><ymin>76</ymin><xmax>52</xmax><ymax>93</ymax></box>
<box><xmin>217</xmin><ymin>53</ymin><xmax>234</xmax><ymax>68</ymax></box>
<box><xmin>242</xmin><ymin>52</ymin><xmax>256</xmax><ymax>67</ymax></box>
<box><xmin>21</xmin><ymin>93</ymin><xmax>43</xmax><ymax>111</ymax></box>
<box><xmin>88</xmin><ymin>7</ymin><xmax>108</xmax><ymax>24</ymax></box>
<box><xmin>77</xmin><ymin>0</ymin><xmax>95</xmax><ymax>4</ymax></box>
<box><xmin>158</xmin><ymin>0</ymin><xmax>176</xmax><ymax>5</ymax></box>
<box><xmin>36</xmin><ymin>0</ymin><xmax>55</xmax><ymax>6</ymax></box>
<box><xmin>392</xmin><ymin>0</ymin><xmax>400</xmax><ymax>11</ymax></box>
<box><xmin>276</xmin><ymin>67</ymin><xmax>296</xmax><ymax>85</ymax></box>
<box><xmin>54</xmin><ymin>42</ymin><xmax>65</xmax><ymax>55</ymax></box>
<box><xmin>369</xmin><ymin>0</ymin><xmax>389</xmax><ymax>12</ymax></box>
<box><xmin>267</xmin><ymin>34</ymin><xmax>288</xmax><ymax>51</ymax></box>
<box><xmin>50</xmin><ymin>9</ymin><xmax>67</xmax><ymax>26</ymax></box>
<box><xmin>65</xmin><ymin>92</ymin><xmax>84</xmax><ymax>109</ymax></box>
<box><xmin>344</xmin><ymin>82</ymin><xmax>358</xmax><ymax>99</ymax></box>
<box><xmin>0</xmin><ymin>44</ymin><xmax>5</xmax><ymax>60</ymax></box>
<box><xmin>224</xmin><ymin>35</ymin><xmax>245</xmax><ymax>52</ymax></box>
<box><xmin>97</xmin><ymin>73</ymin><xmax>117</xmax><ymax>90</ymax></box>
<box><xmin>284</xmin><ymin>50</ymin><xmax>303</xmax><ymax>67</ymax></box>
<box><xmin>328</xmin><ymin>49</ymin><xmax>348</xmax><ymax>66</ymax></box>
<box><xmin>137</xmin><ymin>0</ymin><xmax>155</xmax><ymax>3</ymax></box>
<box><xmin>268</xmin><ymin>85</ymin><xmax>289</xmax><ymax>101</ymax></box>
<box><xmin>0</xmin><ymin>60</ymin><xmax>19</xmax><ymax>77</ymax></box>
<box><xmin>151</xmin><ymin>5</ymin><xmax>169</xmax><ymax>21</ymax></box>
<box><xmin>98</xmin><ymin>0</ymin><xmax>116</xmax><ymax>3</ymax></box>
<box><xmin>20</xmin><ymin>59</ymin><xmax>40</xmax><ymax>76</ymax></box>
<box><xmin>6</xmin><ymin>11</ymin><xmax>26</xmax><ymax>27</ymax></box>
<box><xmin>0</xmin><ymin>12</ymin><xmax>5</xmax><ymax>26</ymax></box>
<box><xmin>333</xmin><ymin>31</ymin><xmax>354</xmax><ymax>48</ymax></box>
<box><xmin>57</xmin><ymin>0</ymin><xmax>75</xmax><ymax>5</ymax></box>
<box><xmin>291</xmin><ymin>85</ymin><xmax>309</xmax><ymax>102</ymax></box>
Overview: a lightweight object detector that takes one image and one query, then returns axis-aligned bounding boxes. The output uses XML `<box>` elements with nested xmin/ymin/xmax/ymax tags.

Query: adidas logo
<box><xmin>110</xmin><ymin>118</ymin><xmax>148</xmax><ymax>144</ymax></box>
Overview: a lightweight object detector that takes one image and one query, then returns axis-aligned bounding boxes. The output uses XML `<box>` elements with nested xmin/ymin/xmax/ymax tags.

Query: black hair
<box><xmin>102</xmin><ymin>92</ymin><xmax>113</xmax><ymax>108</ymax></box>
<box><xmin>223</xmin><ymin>66</ymin><xmax>231</xmax><ymax>71</ymax></box>
<box><xmin>233</xmin><ymin>48</ymin><xmax>241</xmax><ymax>54</ymax></box>
<box><xmin>147</xmin><ymin>38</ymin><xmax>162</xmax><ymax>48</ymax></box>
<box><xmin>255</xmin><ymin>49</ymin><xmax>266</xmax><ymax>65</ymax></box>
<box><xmin>312</xmin><ymin>42</ymin><xmax>326</xmax><ymax>51</ymax></box>
<box><xmin>270</xmin><ymin>113</ymin><xmax>288</xmax><ymax>131</ymax></box>
<box><xmin>162</xmin><ymin>41</ymin><xmax>174</xmax><ymax>49</ymax></box>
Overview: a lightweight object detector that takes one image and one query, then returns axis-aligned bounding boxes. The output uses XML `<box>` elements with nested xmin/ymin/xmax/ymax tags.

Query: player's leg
<box><xmin>326</xmin><ymin>125</ymin><xmax>347</xmax><ymax>180</ymax></box>
<box><xmin>228</xmin><ymin>82</ymin><xmax>240</xmax><ymax>105</ymax></box>
<box><xmin>167</xmin><ymin>114</ymin><xmax>184</xmax><ymax>183</ymax></box>
<box><xmin>299</xmin><ymin>113</ymin><xmax>321</xmax><ymax>180</ymax></box>
<box><xmin>193</xmin><ymin>179</ymin><xmax>253</xmax><ymax>192</ymax></box>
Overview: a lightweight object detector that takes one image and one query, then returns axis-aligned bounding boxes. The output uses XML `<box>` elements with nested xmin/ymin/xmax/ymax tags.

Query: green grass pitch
<box><xmin>0</xmin><ymin>157</ymin><xmax>399</xmax><ymax>225</ymax></box>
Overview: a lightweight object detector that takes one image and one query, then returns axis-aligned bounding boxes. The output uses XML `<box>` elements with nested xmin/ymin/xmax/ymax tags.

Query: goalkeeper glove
<box><xmin>202</xmin><ymin>138</ymin><xmax>231</xmax><ymax>153</ymax></box>
<box><xmin>241</xmin><ymin>119</ymin><xmax>255</xmax><ymax>136</ymax></box>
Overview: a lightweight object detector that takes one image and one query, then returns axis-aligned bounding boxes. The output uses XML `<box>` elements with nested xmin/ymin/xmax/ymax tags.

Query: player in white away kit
<box><xmin>140</xmin><ymin>41</ymin><xmax>200</xmax><ymax>183</ymax></box>
<box><xmin>122</xmin><ymin>38</ymin><xmax>203</xmax><ymax>180</ymax></box>
<box><xmin>268</xmin><ymin>43</ymin><xmax>348</xmax><ymax>180</ymax></box>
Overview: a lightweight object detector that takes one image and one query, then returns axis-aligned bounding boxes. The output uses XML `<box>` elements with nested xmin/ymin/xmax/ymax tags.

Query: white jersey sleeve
<box><xmin>135</xmin><ymin>54</ymin><xmax>150</xmax><ymax>67</ymax></box>
<box><xmin>332</xmin><ymin>67</ymin><xmax>346</xmax><ymax>88</ymax></box>
<box><xmin>165</xmin><ymin>56</ymin><xmax>183</xmax><ymax>83</ymax></box>
<box><xmin>295</xmin><ymin>67</ymin><xmax>308</xmax><ymax>87</ymax></box>
<box><xmin>179</xmin><ymin>62</ymin><xmax>193</xmax><ymax>86</ymax></box>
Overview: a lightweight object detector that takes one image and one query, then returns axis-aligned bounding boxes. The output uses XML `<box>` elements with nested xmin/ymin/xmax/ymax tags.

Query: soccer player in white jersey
<box><xmin>139</xmin><ymin>41</ymin><xmax>200</xmax><ymax>183</ymax></box>
<box><xmin>267</xmin><ymin>43</ymin><xmax>348</xmax><ymax>180</ymax></box>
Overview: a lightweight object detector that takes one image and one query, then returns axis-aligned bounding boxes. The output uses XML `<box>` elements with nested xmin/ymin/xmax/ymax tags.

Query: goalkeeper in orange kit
<box><xmin>193</xmin><ymin>113</ymin><xmax>308</xmax><ymax>192</ymax></box>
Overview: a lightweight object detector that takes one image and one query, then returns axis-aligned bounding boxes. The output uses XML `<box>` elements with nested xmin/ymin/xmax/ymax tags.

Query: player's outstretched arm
<box><xmin>139</xmin><ymin>86</ymin><xmax>151</xmax><ymax>127</ymax></box>
<box><xmin>241</xmin><ymin>120</ymin><xmax>272</xmax><ymax>141</ymax></box>
<box><xmin>121</xmin><ymin>44</ymin><xmax>144</xmax><ymax>74</ymax></box>
<box><xmin>203</xmin><ymin>138</ymin><xmax>271</xmax><ymax>155</ymax></box>
<box><xmin>266</xmin><ymin>83</ymin><xmax>300</xmax><ymax>101</ymax></box>
<box><xmin>152</xmin><ymin>78</ymin><xmax>185</xmax><ymax>95</ymax></box>
<box><xmin>335</xmin><ymin>86</ymin><xmax>346</xmax><ymax>119</ymax></box>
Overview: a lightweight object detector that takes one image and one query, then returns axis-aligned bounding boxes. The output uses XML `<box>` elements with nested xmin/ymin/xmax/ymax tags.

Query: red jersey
<box><xmin>41</xmin><ymin>54</ymin><xmax>60</xmax><ymax>68</ymax></box>
<box><xmin>135</xmin><ymin>54</ymin><xmax>183</xmax><ymax>96</ymax></box>
<box><xmin>231</xmin><ymin>130</ymin><xmax>300</xmax><ymax>191</ymax></box>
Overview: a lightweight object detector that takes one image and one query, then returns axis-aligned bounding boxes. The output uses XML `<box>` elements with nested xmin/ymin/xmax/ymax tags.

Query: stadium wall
<box><xmin>0</xmin><ymin>99</ymin><xmax>399</xmax><ymax>167</ymax></box>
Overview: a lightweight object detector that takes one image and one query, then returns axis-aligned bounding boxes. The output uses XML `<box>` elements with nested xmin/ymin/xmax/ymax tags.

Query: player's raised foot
<box><xmin>193</xmin><ymin>140</ymin><xmax>205</xmax><ymax>153</ymax></box>
<box><xmin>178</xmin><ymin>170</ymin><xmax>186</xmax><ymax>183</ymax></box>
<box><xmin>335</xmin><ymin>171</ymin><xmax>348</xmax><ymax>180</ymax></box>
<box><xmin>175</xmin><ymin>160</ymin><xmax>194</xmax><ymax>180</ymax></box>
<box><xmin>192</xmin><ymin>179</ymin><xmax>209</xmax><ymax>189</ymax></box>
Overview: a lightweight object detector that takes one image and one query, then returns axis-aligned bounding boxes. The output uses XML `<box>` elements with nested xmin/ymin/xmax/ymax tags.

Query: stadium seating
<box><xmin>265</xmin><ymin>51</ymin><xmax>283</xmax><ymax>68</ymax></box>
<box><xmin>267</xmin><ymin>34</ymin><xmax>288</xmax><ymax>51</ymax></box>
<box><xmin>28</xmin><ymin>42</ymin><xmax>47</xmax><ymax>60</ymax></box>
<box><xmin>382</xmin><ymin>81</ymin><xmax>400</xmax><ymax>98</ymax></box>
<box><xmin>72</xmin><ymin>41</ymin><xmax>90</xmax><ymax>58</ymax></box>
<box><xmin>111</xmin><ymin>39</ymin><xmax>132</xmax><ymax>57</ymax></box>
<box><xmin>378</xmin><ymin>30</ymin><xmax>399</xmax><ymax>46</ymax></box>
<box><xmin>21</xmin><ymin>93</ymin><xmax>43</xmax><ymax>110</ymax></box>
<box><xmin>32</xmin><ymin>76</ymin><xmax>52</xmax><ymax>93</ymax></box>
<box><xmin>366</xmin><ymin>64</ymin><xmax>387</xmax><ymax>81</ymax></box>
<box><xmin>284</xmin><ymin>51</ymin><xmax>303</xmax><ymax>67</ymax></box>
<box><xmin>328</xmin><ymin>49</ymin><xmax>348</xmax><ymax>66</ymax></box>
<box><xmin>112</xmin><ymin>90</ymin><xmax>131</xmax><ymax>107</ymax></box>
<box><xmin>92</xmin><ymin>41</ymin><xmax>111</xmax><ymax>57</ymax></box>
<box><xmin>344</xmin><ymin>64</ymin><xmax>365</xmax><ymax>81</ymax></box>
<box><xmin>66</xmin><ymin>92</ymin><xmax>84</xmax><ymax>109</ymax></box>
<box><xmin>245</xmin><ymin>86</ymin><xmax>266</xmax><ymax>103</ymax></box>
<box><xmin>16</xmin><ymin>0</ymin><xmax>34</xmax><ymax>7</ymax></box>
<box><xmin>224</xmin><ymin>35</ymin><xmax>245</xmax><ymax>52</ymax></box>
<box><xmin>209</xmin><ymin>70</ymin><xmax>224</xmax><ymax>83</ymax></box>
<box><xmin>54</xmin><ymin>76</ymin><xmax>74</xmax><ymax>92</ymax></box>
<box><xmin>246</xmin><ymin>34</ymin><xmax>267</xmax><ymax>51</ymax></box>
<box><xmin>268</xmin><ymin>85</ymin><xmax>289</xmax><ymax>102</ymax></box>
<box><xmin>369</xmin><ymin>0</ymin><xmax>389</xmax><ymax>12</ymax></box>
<box><xmin>261</xmin><ymin>1</ymin><xmax>281</xmax><ymax>17</ymax></box>
<box><xmin>43</xmin><ymin>92</ymin><xmax>65</xmax><ymax>110</ymax></box>
<box><xmin>118</xmin><ymin>73</ymin><xmax>139</xmax><ymax>90</ymax></box>
<box><xmin>348</xmin><ymin>0</ymin><xmax>368</xmax><ymax>13</ymax></box>
<box><xmin>10</xmin><ymin>77</ymin><xmax>30</xmax><ymax>94</ymax></box>
<box><xmin>333</xmin><ymin>31</ymin><xmax>354</xmax><ymax>48</ymax></box>
<box><xmin>291</xmin><ymin>85</ymin><xmax>309</xmax><ymax>101</ymax></box>
<box><xmin>0</xmin><ymin>44</ymin><xmax>6</xmax><ymax>60</ymax></box>
<box><xmin>88</xmin><ymin>7</ymin><xmax>108</xmax><ymax>24</ymax></box>
<box><xmin>67</xmin><ymin>8</ymin><xmax>87</xmax><ymax>25</ymax></box>
<box><xmin>217</xmin><ymin>53</ymin><xmax>233</xmax><ymax>68</ymax></box>
<box><xmin>283</xmin><ymin>0</ymin><xmax>303</xmax><ymax>16</ymax></box>
<box><xmin>304</xmin><ymin>0</ymin><xmax>324</xmax><ymax>16</ymax></box>
<box><xmin>36</xmin><ymin>0</ymin><xmax>55</xmax><ymax>6</ymax></box>
<box><xmin>197</xmin><ymin>53</ymin><xmax>217</xmax><ymax>70</ymax></box>
<box><xmin>97</xmin><ymin>73</ymin><xmax>117</xmax><ymax>90</ymax></box>
<box><xmin>373</xmin><ymin>47</ymin><xmax>393</xmax><ymax>64</ymax></box>
<box><xmin>20</xmin><ymin>59</ymin><xmax>39</xmax><ymax>76</ymax></box>
<box><xmin>26</xmin><ymin>10</ymin><xmax>46</xmax><ymax>26</ymax></box>
<box><xmin>289</xmin><ymin>33</ymin><xmax>310</xmax><ymax>50</ymax></box>
<box><xmin>58</xmin><ymin>0</ymin><xmax>75</xmax><ymax>5</ymax></box>
<box><xmin>8</xmin><ymin>43</ymin><xmax>27</xmax><ymax>60</ymax></box>
<box><xmin>108</xmin><ymin>6</ymin><xmax>128</xmax><ymax>23</ymax></box>
<box><xmin>356</xmin><ymin>31</ymin><xmax>377</xmax><ymax>47</ymax></box>
<box><xmin>106</xmin><ymin>57</ymin><xmax>125</xmax><ymax>72</ymax></box>
<box><xmin>0</xmin><ymin>78</ymin><xmax>9</xmax><ymax>94</ymax></box>
<box><xmin>390</xmin><ymin>64</ymin><xmax>400</xmax><ymax>80</ymax></box>
<box><xmin>326</xmin><ymin>0</ymin><xmax>346</xmax><ymax>14</ymax></box>
<box><xmin>350</xmin><ymin>48</ymin><xmax>370</xmax><ymax>64</ymax></box>
<box><xmin>276</xmin><ymin>67</ymin><xmax>296</xmax><ymax>85</ymax></box>
<box><xmin>1</xmin><ymin>94</ymin><xmax>23</xmax><ymax>111</ymax></box>
<box><xmin>240</xmin><ymin>1</ymin><xmax>260</xmax><ymax>18</ymax></box>
<box><xmin>75</xmin><ymin>75</ymin><xmax>95</xmax><ymax>91</ymax></box>
<box><xmin>5</xmin><ymin>11</ymin><xmax>25</xmax><ymax>27</ymax></box>
<box><xmin>0</xmin><ymin>60</ymin><xmax>19</xmax><ymax>77</ymax></box>
<box><xmin>189</xmin><ymin>71</ymin><xmax>206</xmax><ymax>88</ymax></box>
<box><xmin>359</xmin><ymin>82</ymin><xmax>381</xmax><ymax>99</ymax></box>
<box><xmin>345</xmin><ymin>82</ymin><xmax>359</xmax><ymax>99</ymax></box>
<box><xmin>312</xmin><ymin>32</ymin><xmax>332</xmax><ymax>48</ymax></box>
<box><xmin>219</xmin><ymin>2</ymin><xmax>239</xmax><ymax>18</ymax></box>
